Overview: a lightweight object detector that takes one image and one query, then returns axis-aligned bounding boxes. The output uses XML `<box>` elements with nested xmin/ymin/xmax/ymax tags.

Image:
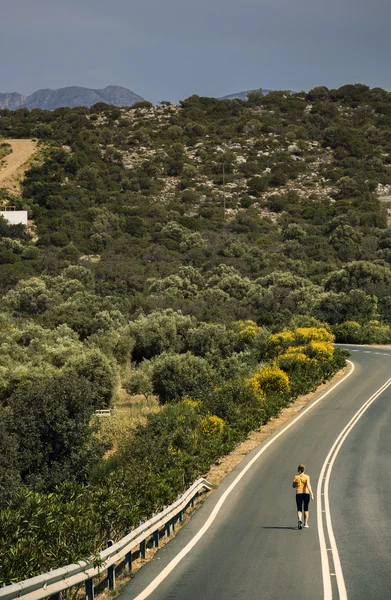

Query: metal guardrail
<box><xmin>0</xmin><ymin>478</ymin><xmax>212</xmax><ymax>600</ymax></box>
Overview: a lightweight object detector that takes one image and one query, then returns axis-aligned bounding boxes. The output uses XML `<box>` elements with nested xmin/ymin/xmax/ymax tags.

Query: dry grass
<box><xmin>95</xmin><ymin>386</ymin><xmax>161</xmax><ymax>456</ymax></box>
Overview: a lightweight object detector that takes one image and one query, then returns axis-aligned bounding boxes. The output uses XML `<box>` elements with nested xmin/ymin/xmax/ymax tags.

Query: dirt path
<box><xmin>0</xmin><ymin>139</ymin><xmax>38</xmax><ymax>195</ymax></box>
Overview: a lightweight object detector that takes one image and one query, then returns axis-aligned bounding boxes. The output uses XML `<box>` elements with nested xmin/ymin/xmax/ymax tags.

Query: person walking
<box><xmin>292</xmin><ymin>464</ymin><xmax>314</xmax><ymax>529</ymax></box>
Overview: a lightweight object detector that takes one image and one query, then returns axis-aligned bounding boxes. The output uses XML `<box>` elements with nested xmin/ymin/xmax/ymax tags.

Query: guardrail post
<box><xmin>50</xmin><ymin>594</ymin><xmax>61</xmax><ymax>600</ymax></box>
<box><xmin>124</xmin><ymin>530</ymin><xmax>132</xmax><ymax>573</ymax></box>
<box><xmin>125</xmin><ymin>549</ymin><xmax>132</xmax><ymax>573</ymax></box>
<box><xmin>85</xmin><ymin>578</ymin><xmax>94</xmax><ymax>600</ymax></box>
<box><xmin>171</xmin><ymin>517</ymin><xmax>175</xmax><ymax>532</ymax></box>
<box><xmin>140</xmin><ymin>539</ymin><xmax>146</xmax><ymax>559</ymax></box>
<box><xmin>153</xmin><ymin>529</ymin><xmax>159</xmax><ymax>547</ymax></box>
<box><xmin>107</xmin><ymin>540</ymin><xmax>115</xmax><ymax>591</ymax></box>
<box><xmin>179</xmin><ymin>509</ymin><xmax>183</xmax><ymax>523</ymax></box>
<box><xmin>190</xmin><ymin>491</ymin><xmax>199</xmax><ymax>508</ymax></box>
<box><xmin>165</xmin><ymin>521</ymin><xmax>170</xmax><ymax>537</ymax></box>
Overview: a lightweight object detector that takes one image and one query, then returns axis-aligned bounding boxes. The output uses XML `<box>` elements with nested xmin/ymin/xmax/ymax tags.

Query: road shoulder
<box><xmin>206</xmin><ymin>365</ymin><xmax>350</xmax><ymax>487</ymax></box>
<box><xmin>111</xmin><ymin>365</ymin><xmax>351</xmax><ymax>600</ymax></box>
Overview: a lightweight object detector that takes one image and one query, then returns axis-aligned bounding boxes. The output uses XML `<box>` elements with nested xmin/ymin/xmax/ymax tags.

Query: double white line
<box><xmin>317</xmin><ymin>362</ymin><xmax>391</xmax><ymax>599</ymax></box>
<box><xmin>132</xmin><ymin>359</ymin><xmax>391</xmax><ymax>600</ymax></box>
<box><xmin>132</xmin><ymin>360</ymin><xmax>356</xmax><ymax>600</ymax></box>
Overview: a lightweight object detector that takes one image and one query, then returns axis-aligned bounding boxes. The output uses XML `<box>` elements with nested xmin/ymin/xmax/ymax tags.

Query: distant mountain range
<box><xmin>219</xmin><ymin>89</ymin><xmax>272</xmax><ymax>100</ymax></box>
<box><xmin>0</xmin><ymin>85</ymin><xmax>145</xmax><ymax>111</ymax></box>
<box><xmin>220</xmin><ymin>88</ymin><xmax>296</xmax><ymax>100</ymax></box>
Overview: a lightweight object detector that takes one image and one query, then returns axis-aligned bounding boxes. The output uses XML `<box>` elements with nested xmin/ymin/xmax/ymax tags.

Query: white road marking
<box><xmin>317</xmin><ymin>366</ymin><xmax>391</xmax><ymax>600</ymax></box>
<box><xmin>131</xmin><ymin>363</ymin><xmax>355</xmax><ymax>600</ymax></box>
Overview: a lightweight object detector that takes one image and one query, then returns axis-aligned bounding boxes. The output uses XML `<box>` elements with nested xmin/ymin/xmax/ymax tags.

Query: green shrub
<box><xmin>129</xmin><ymin>310</ymin><xmax>194</xmax><ymax>362</ymax></box>
<box><xmin>333</xmin><ymin>320</ymin><xmax>391</xmax><ymax>344</ymax></box>
<box><xmin>152</xmin><ymin>352</ymin><xmax>216</xmax><ymax>404</ymax></box>
<box><xmin>277</xmin><ymin>352</ymin><xmax>320</xmax><ymax>396</ymax></box>
<box><xmin>0</xmin><ymin>374</ymin><xmax>107</xmax><ymax>503</ymax></box>
<box><xmin>201</xmin><ymin>378</ymin><xmax>266</xmax><ymax>443</ymax></box>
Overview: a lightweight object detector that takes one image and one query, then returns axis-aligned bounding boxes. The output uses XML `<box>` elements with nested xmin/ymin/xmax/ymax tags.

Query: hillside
<box><xmin>1</xmin><ymin>84</ymin><xmax>391</xmax><ymax>328</ymax></box>
<box><xmin>0</xmin><ymin>85</ymin><xmax>144</xmax><ymax>110</ymax></box>
<box><xmin>1</xmin><ymin>83</ymin><xmax>391</xmax><ymax>582</ymax></box>
<box><xmin>1</xmin><ymin>85</ymin><xmax>391</xmax><ymax>326</ymax></box>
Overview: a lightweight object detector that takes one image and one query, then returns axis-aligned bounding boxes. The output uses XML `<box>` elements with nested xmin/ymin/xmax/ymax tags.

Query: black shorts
<box><xmin>296</xmin><ymin>493</ymin><xmax>310</xmax><ymax>511</ymax></box>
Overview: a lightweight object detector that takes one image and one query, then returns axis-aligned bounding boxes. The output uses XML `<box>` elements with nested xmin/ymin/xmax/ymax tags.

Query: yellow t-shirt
<box><xmin>293</xmin><ymin>473</ymin><xmax>310</xmax><ymax>494</ymax></box>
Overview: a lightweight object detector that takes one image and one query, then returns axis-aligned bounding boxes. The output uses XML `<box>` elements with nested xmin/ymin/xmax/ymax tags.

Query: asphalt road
<box><xmin>121</xmin><ymin>346</ymin><xmax>391</xmax><ymax>600</ymax></box>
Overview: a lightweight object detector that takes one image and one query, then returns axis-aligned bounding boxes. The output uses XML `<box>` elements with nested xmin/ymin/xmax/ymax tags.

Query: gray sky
<box><xmin>1</xmin><ymin>0</ymin><xmax>391</xmax><ymax>103</ymax></box>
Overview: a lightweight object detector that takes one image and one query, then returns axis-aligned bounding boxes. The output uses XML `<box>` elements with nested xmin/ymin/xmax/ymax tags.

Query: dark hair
<box><xmin>298</xmin><ymin>464</ymin><xmax>306</xmax><ymax>473</ymax></box>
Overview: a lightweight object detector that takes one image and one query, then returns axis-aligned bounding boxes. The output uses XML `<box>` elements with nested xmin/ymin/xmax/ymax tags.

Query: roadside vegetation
<box><xmin>0</xmin><ymin>321</ymin><xmax>346</xmax><ymax>582</ymax></box>
<box><xmin>2</xmin><ymin>83</ymin><xmax>391</xmax><ymax>581</ymax></box>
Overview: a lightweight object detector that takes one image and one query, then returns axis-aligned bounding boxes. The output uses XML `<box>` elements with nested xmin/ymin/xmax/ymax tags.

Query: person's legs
<box><xmin>296</xmin><ymin>494</ymin><xmax>303</xmax><ymax>528</ymax></box>
<box><xmin>303</xmin><ymin>494</ymin><xmax>310</xmax><ymax>526</ymax></box>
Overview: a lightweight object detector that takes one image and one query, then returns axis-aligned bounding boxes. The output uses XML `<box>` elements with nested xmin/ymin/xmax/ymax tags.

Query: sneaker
<box><xmin>304</xmin><ymin>524</ymin><xmax>309</xmax><ymax>528</ymax></box>
<box><xmin>298</xmin><ymin>520</ymin><xmax>303</xmax><ymax>530</ymax></box>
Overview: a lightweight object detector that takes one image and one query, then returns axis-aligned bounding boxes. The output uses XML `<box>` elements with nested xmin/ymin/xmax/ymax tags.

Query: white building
<box><xmin>0</xmin><ymin>210</ymin><xmax>28</xmax><ymax>226</ymax></box>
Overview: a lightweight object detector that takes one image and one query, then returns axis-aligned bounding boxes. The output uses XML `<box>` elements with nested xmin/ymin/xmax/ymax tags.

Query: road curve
<box><xmin>121</xmin><ymin>346</ymin><xmax>391</xmax><ymax>600</ymax></box>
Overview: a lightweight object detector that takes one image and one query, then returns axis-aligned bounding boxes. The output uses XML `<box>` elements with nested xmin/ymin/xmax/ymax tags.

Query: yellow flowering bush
<box><xmin>183</xmin><ymin>398</ymin><xmax>202</xmax><ymax>410</ymax></box>
<box><xmin>294</xmin><ymin>327</ymin><xmax>334</xmax><ymax>345</ymax></box>
<box><xmin>246</xmin><ymin>376</ymin><xmax>266</xmax><ymax>401</ymax></box>
<box><xmin>234</xmin><ymin>320</ymin><xmax>261</xmax><ymax>343</ymax></box>
<box><xmin>277</xmin><ymin>350</ymin><xmax>313</xmax><ymax>372</ymax></box>
<box><xmin>251</xmin><ymin>366</ymin><xmax>291</xmax><ymax>396</ymax></box>
<box><xmin>267</xmin><ymin>327</ymin><xmax>334</xmax><ymax>357</ymax></box>
<box><xmin>283</xmin><ymin>345</ymin><xmax>309</xmax><ymax>357</ymax></box>
<box><xmin>304</xmin><ymin>340</ymin><xmax>334</xmax><ymax>361</ymax></box>
<box><xmin>267</xmin><ymin>330</ymin><xmax>296</xmax><ymax>355</ymax></box>
<box><xmin>200</xmin><ymin>414</ymin><xmax>225</xmax><ymax>437</ymax></box>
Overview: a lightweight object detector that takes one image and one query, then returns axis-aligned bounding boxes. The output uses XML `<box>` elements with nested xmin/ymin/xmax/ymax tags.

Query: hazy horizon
<box><xmin>2</xmin><ymin>0</ymin><xmax>391</xmax><ymax>103</ymax></box>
